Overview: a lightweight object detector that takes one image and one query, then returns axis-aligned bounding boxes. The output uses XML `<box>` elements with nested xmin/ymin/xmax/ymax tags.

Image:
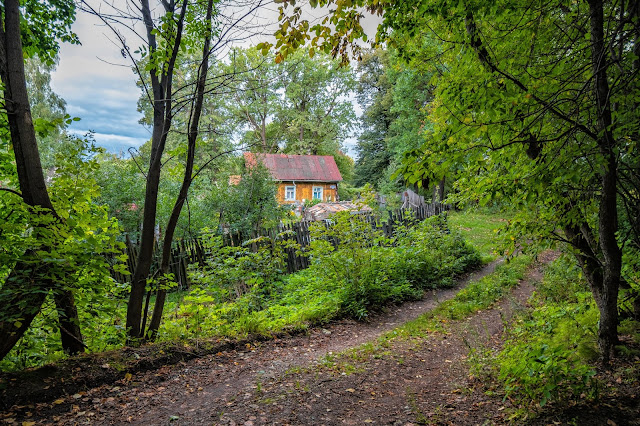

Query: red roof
<box><xmin>244</xmin><ymin>153</ymin><xmax>343</xmax><ymax>182</ymax></box>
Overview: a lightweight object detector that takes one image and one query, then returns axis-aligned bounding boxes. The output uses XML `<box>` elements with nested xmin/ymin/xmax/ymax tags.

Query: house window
<box><xmin>312</xmin><ymin>186</ymin><xmax>323</xmax><ymax>200</ymax></box>
<box><xmin>285</xmin><ymin>185</ymin><xmax>296</xmax><ymax>201</ymax></box>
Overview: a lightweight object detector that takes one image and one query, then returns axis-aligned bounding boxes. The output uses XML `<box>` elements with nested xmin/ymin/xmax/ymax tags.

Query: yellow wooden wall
<box><xmin>276</xmin><ymin>182</ymin><xmax>338</xmax><ymax>204</ymax></box>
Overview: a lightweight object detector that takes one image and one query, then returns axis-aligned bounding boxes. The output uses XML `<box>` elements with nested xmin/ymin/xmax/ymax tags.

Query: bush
<box><xmin>499</xmin><ymin>343</ymin><xmax>596</xmax><ymax>407</ymax></box>
<box><xmin>158</xmin><ymin>212</ymin><xmax>483</xmax><ymax>340</ymax></box>
<box><xmin>305</xmin><ymin>213</ymin><xmax>481</xmax><ymax>319</ymax></box>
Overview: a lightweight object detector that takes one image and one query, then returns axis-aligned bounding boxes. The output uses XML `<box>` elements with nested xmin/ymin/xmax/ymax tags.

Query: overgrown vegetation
<box><xmin>469</xmin><ymin>255</ymin><xmax>603</xmax><ymax>418</ymax></box>
<box><xmin>159</xmin><ymin>213</ymin><xmax>480</xmax><ymax>340</ymax></box>
<box><xmin>0</xmin><ymin>213</ymin><xmax>480</xmax><ymax>371</ymax></box>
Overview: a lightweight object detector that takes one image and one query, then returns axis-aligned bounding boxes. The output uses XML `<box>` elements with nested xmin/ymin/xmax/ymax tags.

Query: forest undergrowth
<box><xmin>1</xmin><ymin>211</ymin><xmax>482</xmax><ymax>372</ymax></box>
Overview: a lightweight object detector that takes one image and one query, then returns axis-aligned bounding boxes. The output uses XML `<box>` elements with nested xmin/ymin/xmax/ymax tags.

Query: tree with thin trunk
<box><xmin>83</xmin><ymin>0</ymin><xmax>269</xmax><ymax>341</ymax></box>
<box><xmin>146</xmin><ymin>0</ymin><xmax>215</xmax><ymax>339</ymax></box>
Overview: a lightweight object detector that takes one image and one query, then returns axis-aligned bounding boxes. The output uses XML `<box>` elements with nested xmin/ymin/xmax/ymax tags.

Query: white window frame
<box><xmin>312</xmin><ymin>186</ymin><xmax>323</xmax><ymax>201</ymax></box>
<box><xmin>284</xmin><ymin>185</ymin><xmax>296</xmax><ymax>201</ymax></box>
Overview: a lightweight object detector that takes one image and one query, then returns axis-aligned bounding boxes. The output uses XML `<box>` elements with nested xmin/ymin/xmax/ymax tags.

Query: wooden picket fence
<box><xmin>109</xmin><ymin>203</ymin><xmax>450</xmax><ymax>287</ymax></box>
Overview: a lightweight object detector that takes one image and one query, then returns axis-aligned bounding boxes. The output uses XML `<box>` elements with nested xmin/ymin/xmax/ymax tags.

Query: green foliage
<box><xmin>156</xmin><ymin>212</ymin><xmax>481</xmax><ymax>341</ymax></box>
<box><xmin>620</xmin><ymin>242</ymin><xmax>640</xmax><ymax>319</ymax></box>
<box><xmin>94</xmin><ymin>153</ymin><xmax>145</xmax><ymax>238</ymax></box>
<box><xmin>306</xmin><ymin>212</ymin><xmax>480</xmax><ymax>319</ymax></box>
<box><xmin>0</xmin><ymin>138</ymin><xmax>125</xmax><ymax>370</ymax></box>
<box><xmin>0</xmin><ymin>207</ymin><xmax>485</xmax><ymax>370</ymax></box>
<box><xmin>277</xmin><ymin>48</ymin><xmax>357</xmax><ymax>157</ymax></box>
<box><xmin>1</xmin><ymin>137</ymin><xmax>124</xmax><ymax>286</ymax></box>
<box><xmin>138</xmin><ymin>44</ymin><xmax>356</xmax><ymax>162</ymax></box>
<box><xmin>307</xmin><ymin>211</ymin><xmax>410</xmax><ymax>319</ymax></box>
<box><xmin>336</xmin><ymin>182</ymin><xmax>357</xmax><ymax>201</ymax></box>
<box><xmin>19</xmin><ymin>0</ymin><xmax>80</xmax><ymax>65</ymax></box>
<box><xmin>354</xmin><ymin>48</ymin><xmax>427</xmax><ymax>190</ymax></box>
<box><xmin>498</xmin><ymin>343</ymin><xmax>597</xmax><ymax>409</ymax></box>
<box><xmin>273</xmin><ymin>0</ymin><xmax>640</xmax><ymax>359</ymax></box>
<box><xmin>303</xmin><ymin>198</ymin><xmax>322</xmax><ymax>208</ymax></box>
<box><xmin>474</xmin><ymin>256</ymin><xmax>599</xmax><ymax>413</ymax></box>
<box><xmin>95</xmin><ymin>151</ymin><xmax>286</xmax><ymax>242</ymax></box>
<box><xmin>190</xmin><ymin>232</ymin><xmax>291</xmax><ymax>304</ymax></box>
<box><xmin>217</xmin><ymin>47</ymin><xmax>285</xmax><ymax>153</ymax></box>
<box><xmin>216</xmin><ymin>163</ymin><xmax>287</xmax><ymax>235</ymax></box>
<box><xmin>535</xmin><ymin>255</ymin><xmax>589</xmax><ymax>304</ymax></box>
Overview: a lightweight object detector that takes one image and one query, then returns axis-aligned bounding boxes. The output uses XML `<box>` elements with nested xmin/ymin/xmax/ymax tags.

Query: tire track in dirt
<box><xmin>212</xmin><ymin>260</ymin><xmax>545</xmax><ymax>426</ymax></box>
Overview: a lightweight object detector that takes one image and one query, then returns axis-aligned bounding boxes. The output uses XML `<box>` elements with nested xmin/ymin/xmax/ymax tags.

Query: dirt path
<box><xmin>5</xmin><ymin>259</ymin><xmax>537</xmax><ymax>425</ymax></box>
<box><xmin>212</xmin><ymin>267</ymin><xmax>539</xmax><ymax>426</ymax></box>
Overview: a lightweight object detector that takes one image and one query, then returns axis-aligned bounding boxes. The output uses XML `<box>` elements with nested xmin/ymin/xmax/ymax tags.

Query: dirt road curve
<box><xmin>7</xmin><ymin>259</ymin><xmax>543</xmax><ymax>425</ymax></box>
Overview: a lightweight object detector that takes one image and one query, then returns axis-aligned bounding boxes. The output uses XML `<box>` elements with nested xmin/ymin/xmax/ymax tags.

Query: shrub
<box><xmin>158</xmin><ymin>212</ymin><xmax>482</xmax><ymax>342</ymax></box>
<box><xmin>305</xmin><ymin>213</ymin><xmax>481</xmax><ymax>319</ymax></box>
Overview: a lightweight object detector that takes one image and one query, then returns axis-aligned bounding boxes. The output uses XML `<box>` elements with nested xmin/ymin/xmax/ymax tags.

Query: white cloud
<box><xmin>51</xmin><ymin>5</ymin><xmax>145</xmax><ymax>152</ymax></box>
<box><xmin>69</xmin><ymin>129</ymin><xmax>148</xmax><ymax>154</ymax></box>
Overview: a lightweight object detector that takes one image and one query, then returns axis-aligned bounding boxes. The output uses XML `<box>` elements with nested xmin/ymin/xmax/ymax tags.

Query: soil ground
<box><xmin>2</xmin><ymin>255</ymin><xmax>639</xmax><ymax>425</ymax></box>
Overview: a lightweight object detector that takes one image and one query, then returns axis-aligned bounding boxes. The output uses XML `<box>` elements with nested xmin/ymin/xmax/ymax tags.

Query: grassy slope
<box><xmin>448</xmin><ymin>210</ymin><xmax>507</xmax><ymax>261</ymax></box>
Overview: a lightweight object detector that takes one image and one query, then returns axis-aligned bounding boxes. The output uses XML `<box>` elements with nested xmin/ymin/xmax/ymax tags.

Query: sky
<box><xmin>51</xmin><ymin>6</ymin><xmax>151</xmax><ymax>154</ymax></box>
<box><xmin>51</xmin><ymin>1</ymin><xmax>379</xmax><ymax>157</ymax></box>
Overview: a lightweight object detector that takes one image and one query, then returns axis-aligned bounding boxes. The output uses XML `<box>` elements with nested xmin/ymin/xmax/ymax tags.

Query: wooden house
<box><xmin>244</xmin><ymin>152</ymin><xmax>343</xmax><ymax>204</ymax></box>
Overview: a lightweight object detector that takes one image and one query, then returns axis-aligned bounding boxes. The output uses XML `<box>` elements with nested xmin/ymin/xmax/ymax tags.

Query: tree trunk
<box><xmin>0</xmin><ymin>0</ymin><xmax>84</xmax><ymax>360</ymax></box>
<box><xmin>125</xmin><ymin>0</ymin><xmax>187</xmax><ymax>340</ymax></box>
<box><xmin>147</xmin><ymin>0</ymin><xmax>214</xmax><ymax>339</ymax></box>
<box><xmin>587</xmin><ymin>0</ymin><xmax>622</xmax><ymax>363</ymax></box>
<box><xmin>126</xmin><ymin>157</ymin><xmax>162</xmax><ymax>339</ymax></box>
<box><xmin>0</xmin><ymin>1</ymin><xmax>52</xmax><ymax>208</ymax></box>
<box><xmin>53</xmin><ymin>290</ymin><xmax>86</xmax><ymax>354</ymax></box>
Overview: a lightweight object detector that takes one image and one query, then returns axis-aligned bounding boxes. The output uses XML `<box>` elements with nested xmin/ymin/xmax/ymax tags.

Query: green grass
<box><xmin>449</xmin><ymin>210</ymin><xmax>509</xmax><ymax>260</ymax></box>
<box><xmin>389</xmin><ymin>255</ymin><xmax>531</xmax><ymax>339</ymax></box>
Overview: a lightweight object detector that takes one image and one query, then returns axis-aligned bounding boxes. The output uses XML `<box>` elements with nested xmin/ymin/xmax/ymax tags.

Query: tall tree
<box><xmin>354</xmin><ymin>47</ymin><xmax>436</xmax><ymax>194</ymax></box>
<box><xmin>221</xmin><ymin>46</ymin><xmax>357</xmax><ymax>157</ymax></box>
<box><xmin>353</xmin><ymin>49</ymin><xmax>394</xmax><ymax>188</ymax></box>
<box><xmin>278</xmin><ymin>49</ymin><xmax>356</xmax><ymax>156</ymax></box>
<box><xmin>272</xmin><ymin>0</ymin><xmax>640</xmax><ymax>361</ymax></box>
<box><xmin>85</xmin><ymin>0</ymin><xmax>269</xmax><ymax>340</ymax></box>
<box><xmin>0</xmin><ymin>0</ymin><xmax>85</xmax><ymax>360</ymax></box>
<box><xmin>145</xmin><ymin>0</ymin><xmax>217</xmax><ymax>339</ymax></box>
<box><xmin>221</xmin><ymin>47</ymin><xmax>284</xmax><ymax>153</ymax></box>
